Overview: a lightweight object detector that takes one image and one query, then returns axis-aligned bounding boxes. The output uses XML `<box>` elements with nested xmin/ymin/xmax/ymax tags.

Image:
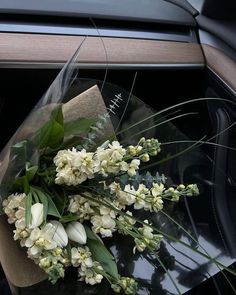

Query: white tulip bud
<box><xmin>50</xmin><ymin>220</ymin><xmax>68</xmax><ymax>248</ymax></box>
<box><xmin>30</xmin><ymin>203</ymin><xmax>44</xmax><ymax>228</ymax></box>
<box><xmin>66</xmin><ymin>221</ymin><xmax>87</xmax><ymax>245</ymax></box>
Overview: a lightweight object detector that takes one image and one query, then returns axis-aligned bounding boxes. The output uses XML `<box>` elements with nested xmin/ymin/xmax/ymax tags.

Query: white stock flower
<box><xmin>109</xmin><ymin>182</ymin><xmax>136</xmax><ymax>207</ymax></box>
<box><xmin>50</xmin><ymin>221</ymin><xmax>68</xmax><ymax>248</ymax></box>
<box><xmin>120</xmin><ymin>184</ymin><xmax>136</xmax><ymax>206</ymax></box>
<box><xmin>66</xmin><ymin>222</ymin><xmax>87</xmax><ymax>245</ymax></box>
<box><xmin>68</xmin><ymin>194</ymin><xmax>95</xmax><ymax>222</ymax></box>
<box><xmin>94</xmin><ymin>146</ymin><xmax>109</xmax><ymax>162</ymax></box>
<box><xmin>93</xmin><ymin>141</ymin><xmax>128</xmax><ymax>176</ymax></box>
<box><xmin>118</xmin><ymin>211</ymin><xmax>136</xmax><ymax>225</ymax></box>
<box><xmin>53</xmin><ymin>148</ymin><xmax>77</xmax><ymax>170</ymax></box>
<box><xmin>56</xmin><ymin>166</ymin><xmax>87</xmax><ymax>186</ymax></box>
<box><xmin>25</xmin><ymin>223</ymin><xmax>57</xmax><ymax>258</ymax></box>
<box><xmin>133</xmin><ymin>238</ymin><xmax>146</xmax><ymax>253</ymax></box>
<box><xmin>109</xmin><ymin>182</ymin><xmax>122</xmax><ymax>195</ymax></box>
<box><xmin>78</xmin><ymin>262</ymin><xmax>103</xmax><ymax>285</ymax></box>
<box><xmin>119</xmin><ymin>161</ymin><xmax>129</xmax><ymax>172</ymax></box>
<box><xmin>15</xmin><ymin>218</ymin><xmax>26</xmax><ymax>230</ymax></box>
<box><xmin>13</xmin><ymin>218</ymin><xmax>30</xmax><ymax>246</ymax></box>
<box><xmin>134</xmin><ymin>184</ymin><xmax>149</xmax><ymax>210</ymax></box>
<box><xmin>117</xmin><ymin>211</ymin><xmax>136</xmax><ymax>234</ymax></box>
<box><xmin>3</xmin><ymin>193</ymin><xmax>26</xmax><ymax>224</ymax></box>
<box><xmin>127</xmin><ymin>159</ymin><xmax>140</xmax><ymax>176</ymax></box>
<box><xmin>30</xmin><ymin>203</ymin><xmax>44</xmax><ymax>229</ymax></box>
<box><xmin>141</xmin><ymin>220</ymin><xmax>154</xmax><ymax>240</ymax></box>
<box><xmin>151</xmin><ymin>183</ymin><xmax>165</xmax><ymax>197</ymax></box>
<box><xmin>108</xmin><ymin>141</ymin><xmax>126</xmax><ymax>161</ymax></box>
<box><xmin>151</xmin><ymin>196</ymin><xmax>163</xmax><ymax>212</ymax></box>
<box><xmin>91</xmin><ymin>214</ymin><xmax>116</xmax><ymax>238</ymax></box>
<box><xmin>54</xmin><ymin>148</ymin><xmax>93</xmax><ymax>186</ymax></box>
<box><xmin>99</xmin><ymin>206</ymin><xmax>116</xmax><ymax>219</ymax></box>
<box><xmin>73</xmin><ymin>149</ymin><xmax>95</xmax><ymax>179</ymax></box>
<box><xmin>106</xmin><ymin>165</ymin><xmax>120</xmax><ymax>175</ymax></box>
<box><xmin>71</xmin><ymin>246</ymin><xmax>93</xmax><ymax>268</ymax></box>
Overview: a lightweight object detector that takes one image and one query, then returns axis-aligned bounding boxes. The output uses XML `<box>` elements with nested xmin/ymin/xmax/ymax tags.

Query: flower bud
<box><xmin>167</xmin><ymin>187</ymin><xmax>175</xmax><ymax>193</ymax></box>
<box><xmin>139</xmin><ymin>153</ymin><xmax>150</xmax><ymax>162</ymax></box>
<box><xmin>177</xmin><ymin>184</ymin><xmax>185</xmax><ymax>191</ymax></box>
<box><xmin>127</xmin><ymin>145</ymin><xmax>136</xmax><ymax>156</ymax></box>
<box><xmin>39</xmin><ymin>257</ymin><xmax>51</xmax><ymax>269</ymax></box>
<box><xmin>138</xmin><ymin>137</ymin><xmax>146</xmax><ymax>145</ymax></box>
<box><xmin>149</xmin><ymin>150</ymin><xmax>158</xmax><ymax>156</ymax></box>
<box><xmin>30</xmin><ymin>203</ymin><xmax>44</xmax><ymax>228</ymax></box>
<box><xmin>66</xmin><ymin>221</ymin><xmax>87</xmax><ymax>245</ymax></box>
<box><xmin>136</xmin><ymin>146</ymin><xmax>143</xmax><ymax>153</ymax></box>
<box><xmin>50</xmin><ymin>221</ymin><xmax>68</xmax><ymax>248</ymax></box>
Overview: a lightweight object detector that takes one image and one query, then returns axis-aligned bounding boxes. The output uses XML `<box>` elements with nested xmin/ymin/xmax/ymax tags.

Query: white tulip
<box><xmin>30</xmin><ymin>203</ymin><xmax>44</xmax><ymax>228</ymax></box>
<box><xmin>66</xmin><ymin>221</ymin><xmax>87</xmax><ymax>245</ymax></box>
<box><xmin>50</xmin><ymin>220</ymin><xmax>68</xmax><ymax>248</ymax></box>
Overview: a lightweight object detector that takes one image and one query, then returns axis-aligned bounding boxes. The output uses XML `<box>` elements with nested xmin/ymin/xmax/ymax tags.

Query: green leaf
<box><xmin>47</xmin><ymin>194</ymin><xmax>61</xmax><ymax>218</ymax></box>
<box><xmin>84</xmin><ymin>225</ymin><xmax>100</xmax><ymax>241</ymax></box>
<box><xmin>15</xmin><ymin>176</ymin><xmax>30</xmax><ymax>194</ymax></box>
<box><xmin>60</xmin><ymin>136</ymin><xmax>83</xmax><ymax>150</ymax></box>
<box><xmin>37</xmin><ymin>105</ymin><xmax>64</xmax><ymax>150</ymax></box>
<box><xmin>85</xmin><ymin>226</ymin><xmax>119</xmax><ymax>280</ymax></box>
<box><xmin>25</xmin><ymin>163</ymin><xmax>38</xmax><ymax>182</ymax></box>
<box><xmin>50</xmin><ymin>190</ymin><xmax>66</xmax><ymax>215</ymax></box>
<box><xmin>11</xmin><ymin>140</ymin><xmax>28</xmax><ymax>161</ymax></box>
<box><xmin>25</xmin><ymin>192</ymin><xmax>32</xmax><ymax>226</ymax></box>
<box><xmin>0</xmin><ymin>182</ymin><xmax>14</xmax><ymax>199</ymax></box>
<box><xmin>60</xmin><ymin>213</ymin><xmax>79</xmax><ymax>223</ymax></box>
<box><xmin>64</xmin><ymin>118</ymin><xmax>95</xmax><ymax>136</ymax></box>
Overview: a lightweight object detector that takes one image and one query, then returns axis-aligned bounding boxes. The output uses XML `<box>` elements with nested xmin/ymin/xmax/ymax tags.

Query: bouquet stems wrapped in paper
<box><xmin>0</xmin><ymin>43</ymin><xmax>236</xmax><ymax>295</ymax></box>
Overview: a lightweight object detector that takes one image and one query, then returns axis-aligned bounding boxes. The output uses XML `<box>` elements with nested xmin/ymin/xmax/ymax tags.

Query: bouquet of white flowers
<box><xmin>0</xmin><ymin>44</ymin><xmax>236</xmax><ymax>295</ymax></box>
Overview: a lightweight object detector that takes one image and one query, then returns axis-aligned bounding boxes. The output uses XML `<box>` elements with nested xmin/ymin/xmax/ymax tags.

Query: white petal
<box><xmin>30</xmin><ymin>203</ymin><xmax>44</xmax><ymax>228</ymax></box>
<box><xmin>66</xmin><ymin>222</ymin><xmax>87</xmax><ymax>245</ymax></box>
<box><xmin>50</xmin><ymin>221</ymin><xmax>68</xmax><ymax>248</ymax></box>
<box><xmin>30</xmin><ymin>245</ymin><xmax>39</xmax><ymax>256</ymax></box>
<box><xmin>30</xmin><ymin>228</ymin><xmax>41</xmax><ymax>241</ymax></box>
<box><xmin>25</xmin><ymin>238</ymin><xmax>33</xmax><ymax>248</ymax></box>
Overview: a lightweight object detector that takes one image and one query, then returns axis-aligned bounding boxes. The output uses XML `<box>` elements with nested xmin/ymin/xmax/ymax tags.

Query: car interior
<box><xmin>0</xmin><ymin>0</ymin><xmax>235</xmax><ymax>294</ymax></box>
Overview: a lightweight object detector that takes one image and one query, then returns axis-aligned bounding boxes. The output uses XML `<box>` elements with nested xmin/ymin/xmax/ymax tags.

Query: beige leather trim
<box><xmin>0</xmin><ymin>33</ymin><xmax>204</xmax><ymax>65</ymax></box>
<box><xmin>202</xmin><ymin>44</ymin><xmax>236</xmax><ymax>94</ymax></box>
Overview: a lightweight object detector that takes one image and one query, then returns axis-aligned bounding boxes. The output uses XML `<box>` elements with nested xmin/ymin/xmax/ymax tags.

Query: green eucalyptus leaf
<box><xmin>64</xmin><ymin>118</ymin><xmax>96</xmax><ymax>136</ymax></box>
<box><xmin>37</xmin><ymin>105</ymin><xmax>64</xmax><ymax>150</ymax></box>
<box><xmin>25</xmin><ymin>192</ymin><xmax>32</xmax><ymax>226</ymax></box>
<box><xmin>85</xmin><ymin>226</ymin><xmax>119</xmax><ymax>280</ymax></box>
